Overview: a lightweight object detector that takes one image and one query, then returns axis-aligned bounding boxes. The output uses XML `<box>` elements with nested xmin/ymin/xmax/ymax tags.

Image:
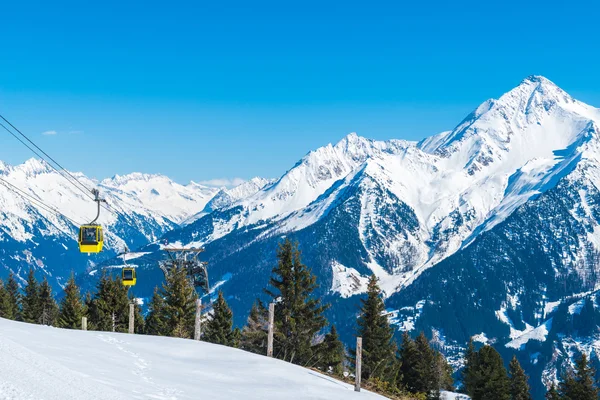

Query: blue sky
<box><xmin>1</xmin><ymin>0</ymin><xmax>599</xmax><ymax>185</ymax></box>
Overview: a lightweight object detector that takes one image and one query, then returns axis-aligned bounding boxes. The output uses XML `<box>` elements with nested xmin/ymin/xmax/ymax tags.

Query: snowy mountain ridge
<box><xmin>163</xmin><ymin>75</ymin><xmax>600</xmax><ymax>296</ymax></box>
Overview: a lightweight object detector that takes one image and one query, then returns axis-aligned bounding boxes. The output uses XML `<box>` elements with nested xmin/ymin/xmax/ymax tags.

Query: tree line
<box><xmin>1</xmin><ymin>238</ymin><xmax>597</xmax><ymax>399</ymax></box>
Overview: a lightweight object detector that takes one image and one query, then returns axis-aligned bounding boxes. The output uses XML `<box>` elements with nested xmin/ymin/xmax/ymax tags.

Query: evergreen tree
<box><xmin>58</xmin><ymin>274</ymin><xmax>85</xmax><ymax>329</ymax></box>
<box><xmin>465</xmin><ymin>345</ymin><xmax>510</xmax><ymax>400</ymax></box>
<box><xmin>160</xmin><ymin>266</ymin><xmax>198</xmax><ymax>338</ymax></box>
<box><xmin>88</xmin><ymin>272</ymin><xmax>130</xmax><ymax>332</ymax></box>
<box><xmin>316</xmin><ymin>324</ymin><xmax>345</xmax><ymax>375</ymax></box>
<box><xmin>509</xmin><ymin>355</ymin><xmax>532</xmax><ymax>400</ymax></box>
<box><xmin>264</xmin><ymin>239</ymin><xmax>328</xmax><ymax>365</ymax></box>
<box><xmin>240</xmin><ymin>300</ymin><xmax>268</xmax><ymax>354</ymax></box>
<box><xmin>21</xmin><ymin>269</ymin><xmax>40</xmax><ymax>323</ymax></box>
<box><xmin>204</xmin><ymin>291</ymin><xmax>235</xmax><ymax>346</ymax></box>
<box><xmin>38</xmin><ymin>277</ymin><xmax>58</xmax><ymax>326</ymax></box>
<box><xmin>354</xmin><ymin>274</ymin><xmax>396</xmax><ymax>382</ymax></box>
<box><xmin>400</xmin><ymin>332</ymin><xmax>421</xmax><ymax>393</ymax></box>
<box><xmin>560</xmin><ymin>353</ymin><xmax>599</xmax><ymax>400</ymax></box>
<box><xmin>232</xmin><ymin>327</ymin><xmax>242</xmax><ymax>348</ymax></box>
<box><xmin>132</xmin><ymin>297</ymin><xmax>145</xmax><ymax>334</ymax></box>
<box><xmin>5</xmin><ymin>272</ymin><xmax>21</xmax><ymax>320</ymax></box>
<box><xmin>546</xmin><ymin>384</ymin><xmax>561</xmax><ymax>400</ymax></box>
<box><xmin>145</xmin><ymin>287</ymin><xmax>168</xmax><ymax>336</ymax></box>
<box><xmin>0</xmin><ymin>279</ymin><xmax>11</xmax><ymax>318</ymax></box>
<box><xmin>414</xmin><ymin>331</ymin><xmax>438</xmax><ymax>398</ymax></box>
<box><xmin>462</xmin><ymin>338</ymin><xmax>477</xmax><ymax>395</ymax></box>
<box><xmin>436</xmin><ymin>351</ymin><xmax>455</xmax><ymax>392</ymax></box>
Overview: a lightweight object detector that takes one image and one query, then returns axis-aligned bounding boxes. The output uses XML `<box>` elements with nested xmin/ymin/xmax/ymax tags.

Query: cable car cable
<box><xmin>0</xmin><ymin>176</ymin><xmax>83</xmax><ymax>226</ymax></box>
<box><xmin>0</xmin><ymin>114</ymin><xmax>96</xmax><ymax>200</ymax></box>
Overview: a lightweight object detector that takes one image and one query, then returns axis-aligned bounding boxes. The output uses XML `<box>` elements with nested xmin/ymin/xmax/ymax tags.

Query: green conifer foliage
<box><xmin>560</xmin><ymin>353</ymin><xmax>599</xmax><ymax>400</ymax></box>
<box><xmin>509</xmin><ymin>355</ymin><xmax>532</xmax><ymax>400</ymax></box>
<box><xmin>0</xmin><ymin>279</ymin><xmax>12</xmax><ymax>319</ymax></box>
<box><xmin>88</xmin><ymin>272</ymin><xmax>131</xmax><ymax>332</ymax></box>
<box><xmin>240</xmin><ymin>300</ymin><xmax>268</xmax><ymax>354</ymax></box>
<box><xmin>264</xmin><ymin>239</ymin><xmax>328</xmax><ymax>365</ymax></box>
<box><xmin>204</xmin><ymin>291</ymin><xmax>235</xmax><ymax>346</ymax></box>
<box><xmin>316</xmin><ymin>324</ymin><xmax>345</xmax><ymax>375</ymax></box>
<box><xmin>160</xmin><ymin>266</ymin><xmax>198</xmax><ymax>338</ymax></box>
<box><xmin>545</xmin><ymin>383</ymin><xmax>561</xmax><ymax>400</ymax></box>
<box><xmin>464</xmin><ymin>345</ymin><xmax>510</xmax><ymax>400</ymax></box>
<box><xmin>6</xmin><ymin>273</ymin><xmax>21</xmax><ymax>320</ymax></box>
<box><xmin>58</xmin><ymin>274</ymin><xmax>85</xmax><ymax>329</ymax></box>
<box><xmin>145</xmin><ymin>287</ymin><xmax>168</xmax><ymax>336</ymax></box>
<box><xmin>38</xmin><ymin>277</ymin><xmax>58</xmax><ymax>326</ymax></box>
<box><xmin>21</xmin><ymin>269</ymin><xmax>40</xmax><ymax>323</ymax></box>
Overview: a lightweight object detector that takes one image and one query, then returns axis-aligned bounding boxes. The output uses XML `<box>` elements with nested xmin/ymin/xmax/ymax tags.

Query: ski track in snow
<box><xmin>0</xmin><ymin>318</ymin><xmax>384</xmax><ymax>400</ymax></box>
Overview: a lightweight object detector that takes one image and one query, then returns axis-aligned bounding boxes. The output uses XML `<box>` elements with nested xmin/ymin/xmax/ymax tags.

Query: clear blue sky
<box><xmin>1</xmin><ymin>0</ymin><xmax>599</xmax><ymax>185</ymax></box>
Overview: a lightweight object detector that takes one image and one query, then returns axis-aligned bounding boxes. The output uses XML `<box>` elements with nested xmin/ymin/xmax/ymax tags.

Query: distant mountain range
<box><xmin>2</xmin><ymin>75</ymin><xmax>600</xmax><ymax>399</ymax></box>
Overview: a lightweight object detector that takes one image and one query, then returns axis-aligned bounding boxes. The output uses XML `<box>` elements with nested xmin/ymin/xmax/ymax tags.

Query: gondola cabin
<box><xmin>122</xmin><ymin>268</ymin><xmax>136</xmax><ymax>286</ymax></box>
<box><xmin>79</xmin><ymin>225</ymin><xmax>103</xmax><ymax>253</ymax></box>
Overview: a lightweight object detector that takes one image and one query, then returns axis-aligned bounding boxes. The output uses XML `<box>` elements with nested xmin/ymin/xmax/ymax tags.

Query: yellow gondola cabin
<box><xmin>122</xmin><ymin>267</ymin><xmax>136</xmax><ymax>286</ymax></box>
<box><xmin>78</xmin><ymin>224</ymin><xmax>103</xmax><ymax>253</ymax></box>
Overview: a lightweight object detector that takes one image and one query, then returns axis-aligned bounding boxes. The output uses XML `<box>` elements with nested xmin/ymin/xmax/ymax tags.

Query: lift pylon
<box><xmin>160</xmin><ymin>247</ymin><xmax>209</xmax><ymax>294</ymax></box>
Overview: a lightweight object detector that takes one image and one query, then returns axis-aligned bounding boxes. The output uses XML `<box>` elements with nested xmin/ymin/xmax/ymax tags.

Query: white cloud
<box><xmin>198</xmin><ymin>178</ymin><xmax>246</xmax><ymax>188</ymax></box>
<box><xmin>42</xmin><ymin>130</ymin><xmax>57</xmax><ymax>136</ymax></box>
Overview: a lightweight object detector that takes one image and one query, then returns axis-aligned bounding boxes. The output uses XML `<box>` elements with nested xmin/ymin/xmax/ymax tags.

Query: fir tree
<box><xmin>38</xmin><ymin>277</ymin><xmax>58</xmax><ymax>326</ymax></box>
<box><xmin>204</xmin><ymin>291</ymin><xmax>235</xmax><ymax>346</ymax></box>
<box><xmin>58</xmin><ymin>274</ymin><xmax>85</xmax><ymax>329</ymax></box>
<box><xmin>316</xmin><ymin>324</ymin><xmax>345</xmax><ymax>375</ymax></box>
<box><xmin>5</xmin><ymin>272</ymin><xmax>21</xmax><ymax>320</ymax></box>
<box><xmin>88</xmin><ymin>272</ymin><xmax>131</xmax><ymax>332</ymax></box>
<box><xmin>0</xmin><ymin>279</ymin><xmax>11</xmax><ymax>319</ymax></box>
<box><xmin>264</xmin><ymin>239</ymin><xmax>328</xmax><ymax>365</ymax></box>
<box><xmin>462</xmin><ymin>338</ymin><xmax>477</xmax><ymax>395</ymax></box>
<box><xmin>415</xmin><ymin>331</ymin><xmax>438</xmax><ymax>398</ymax></box>
<box><xmin>400</xmin><ymin>332</ymin><xmax>421</xmax><ymax>393</ymax></box>
<box><xmin>240</xmin><ymin>300</ymin><xmax>268</xmax><ymax>354</ymax></box>
<box><xmin>560</xmin><ymin>353</ymin><xmax>599</xmax><ymax>400</ymax></box>
<box><xmin>145</xmin><ymin>287</ymin><xmax>168</xmax><ymax>336</ymax></box>
<box><xmin>546</xmin><ymin>384</ymin><xmax>561</xmax><ymax>400</ymax></box>
<box><xmin>465</xmin><ymin>345</ymin><xmax>510</xmax><ymax>400</ymax></box>
<box><xmin>509</xmin><ymin>355</ymin><xmax>532</xmax><ymax>400</ymax></box>
<box><xmin>232</xmin><ymin>327</ymin><xmax>242</xmax><ymax>348</ymax></box>
<box><xmin>21</xmin><ymin>269</ymin><xmax>40</xmax><ymax>323</ymax></box>
<box><xmin>160</xmin><ymin>266</ymin><xmax>198</xmax><ymax>338</ymax></box>
<box><xmin>354</xmin><ymin>274</ymin><xmax>396</xmax><ymax>382</ymax></box>
<box><xmin>132</xmin><ymin>297</ymin><xmax>145</xmax><ymax>334</ymax></box>
<box><xmin>436</xmin><ymin>351</ymin><xmax>455</xmax><ymax>392</ymax></box>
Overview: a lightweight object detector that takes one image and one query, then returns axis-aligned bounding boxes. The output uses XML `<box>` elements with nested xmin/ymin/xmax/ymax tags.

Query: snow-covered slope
<box><xmin>0</xmin><ymin>318</ymin><xmax>383</xmax><ymax>400</ymax></box>
<box><xmin>155</xmin><ymin>75</ymin><xmax>600</xmax><ymax>296</ymax></box>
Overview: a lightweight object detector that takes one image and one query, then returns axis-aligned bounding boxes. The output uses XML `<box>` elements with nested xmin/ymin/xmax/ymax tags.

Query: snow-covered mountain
<box><xmin>97</xmin><ymin>76</ymin><xmax>600</xmax><ymax>399</ymax></box>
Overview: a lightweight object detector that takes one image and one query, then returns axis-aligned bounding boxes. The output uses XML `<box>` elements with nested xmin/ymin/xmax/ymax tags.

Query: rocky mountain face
<box><xmin>3</xmin><ymin>75</ymin><xmax>600</xmax><ymax>399</ymax></box>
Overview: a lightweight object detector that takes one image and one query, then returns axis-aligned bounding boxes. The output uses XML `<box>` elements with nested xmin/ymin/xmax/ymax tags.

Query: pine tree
<box><xmin>509</xmin><ymin>355</ymin><xmax>532</xmax><ymax>400</ymax></box>
<box><xmin>316</xmin><ymin>324</ymin><xmax>345</xmax><ymax>375</ymax></box>
<box><xmin>560</xmin><ymin>353</ymin><xmax>599</xmax><ymax>400</ymax></box>
<box><xmin>400</xmin><ymin>332</ymin><xmax>421</xmax><ymax>393</ymax></box>
<box><xmin>132</xmin><ymin>298</ymin><xmax>145</xmax><ymax>334</ymax></box>
<box><xmin>264</xmin><ymin>239</ymin><xmax>328</xmax><ymax>365</ymax></box>
<box><xmin>5</xmin><ymin>272</ymin><xmax>21</xmax><ymax>320</ymax></box>
<box><xmin>88</xmin><ymin>272</ymin><xmax>131</xmax><ymax>332</ymax></box>
<box><xmin>145</xmin><ymin>287</ymin><xmax>168</xmax><ymax>336</ymax></box>
<box><xmin>0</xmin><ymin>279</ymin><xmax>11</xmax><ymax>318</ymax></box>
<box><xmin>545</xmin><ymin>384</ymin><xmax>560</xmax><ymax>400</ymax></box>
<box><xmin>21</xmin><ymin>269</ymin><xmax>40</xmax><ymax>323</ymax></box>
<box><xmin>204</xmin><ymin>291</ymin><xmax>235</xmax><ymax>346</ymax></box>
<box><xmin>232</xmin><ymin>327</ymin><xmax>242</xmax><ymax>348</ymax></box>
<box><xmin>354</xmin><ymin>274</ymin><xmax>396</xmax><ymax>382</ymax></box>
<box><xmin>38</xmin><ymin>277</ymin><xmax>58</xmax><ymax>326</ymax></box>
<box><xmin>465</xmin><ymin>345</ymin><xmax>510</xmax><ymax>400</ymax></box>
<box><xmin>58</xmin><ymin>274</ymin><xmax>85</xmax><ymax>329</ymax></box>
<box><xmin>240</xmin><ymin>300</ymin><xmax>268</xmax><ymax>354</ymax></box>
<box><xmin>160</xmin><ymin>266</ymin><xmax>198</xmax><ymax>338</ymax></box>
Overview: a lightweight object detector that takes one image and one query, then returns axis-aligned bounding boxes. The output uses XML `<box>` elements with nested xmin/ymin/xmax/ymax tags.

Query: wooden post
<box><xmin>267</xmin><ymin>302</ymin><xmax>274</xmax><ymax>357</ymax></box>
<box><xmin>128</xmin><ymin>303</ymin><xmax>135</xmax><ymax>334</ymax></box>
<box><xmin>194</xmin><ymin>298</ymin><xmax>202</xmax><ymax>340</ymax></box>
<box><xmin>112</xmin><ymin>312</ymin><xmax>116</xmax><ymax>332</ymax></box>
<box><xmin>81</xmin><ymin>316</ymin><xmax>87</xmax><ymax>331</ymax></box>
<box><xmin>355</xmin><ymin>337</ymin><xmax>362</xmax><ymax>392</ymax></box>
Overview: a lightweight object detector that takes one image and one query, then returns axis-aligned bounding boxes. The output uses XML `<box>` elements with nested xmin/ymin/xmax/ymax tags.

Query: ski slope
<box><xmin>0</xmin><ymin>318</ymin><xmax>384</xmax><ymax>400</ymax></box>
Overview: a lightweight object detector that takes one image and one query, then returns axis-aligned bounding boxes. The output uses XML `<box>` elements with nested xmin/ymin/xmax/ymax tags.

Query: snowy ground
<box><xmin>0</xmin><ymin>318</ymin><xmax>384</xmax><ymax>400</ymax></box>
